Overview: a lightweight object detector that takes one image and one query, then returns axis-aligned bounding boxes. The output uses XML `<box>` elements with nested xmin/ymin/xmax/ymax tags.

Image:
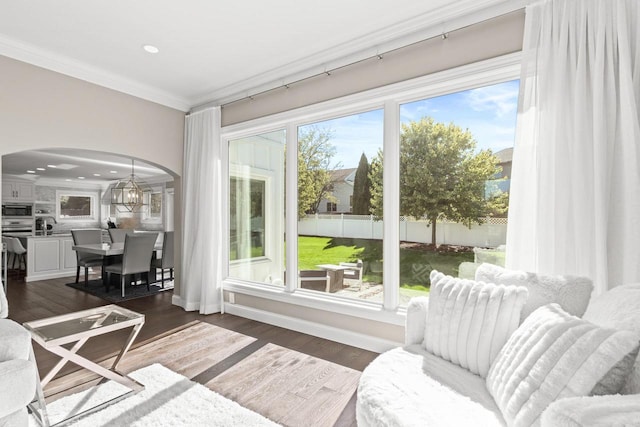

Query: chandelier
<box><xmin>111</xmin><ymin>160</ymin><xmax>152</xmax><ymax>212</ymax></box>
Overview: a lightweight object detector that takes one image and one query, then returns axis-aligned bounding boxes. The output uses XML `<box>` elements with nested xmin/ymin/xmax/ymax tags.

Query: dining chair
<box><xmin>108</xmin><ymin>228</ymin><xmax>134</xmax><ymax>243</ymax></box>
<box><xmin>71</xmin><ymin>229</ymin><xmax>103</xmax><ymax>287</ymax></box>
<box><xmin>104</xmin><ymin>233</ymin><xmax>158</xmax><ymax>298</ymax></box>
<box><xmin>150</xmin><ymin>231</ymin><xmax>173</xmax><ymax>287</ymax></box>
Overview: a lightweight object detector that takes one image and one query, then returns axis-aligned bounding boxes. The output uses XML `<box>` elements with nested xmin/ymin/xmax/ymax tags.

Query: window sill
<box><xmin>222</xmin><ymin>278</ymin><xmax>406</xmax><ymax>326</ymax></box>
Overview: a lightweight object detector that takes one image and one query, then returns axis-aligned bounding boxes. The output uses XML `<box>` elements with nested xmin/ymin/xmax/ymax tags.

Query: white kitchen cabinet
<box><xmin>26</xmin><ymin>235</ymin><xmax>78</xmax><ymax>282</ymax></box>
<box><xmin>2</xmin><ymin>179</ymin><xmax>35</xmax><ymax>202</ymax></box>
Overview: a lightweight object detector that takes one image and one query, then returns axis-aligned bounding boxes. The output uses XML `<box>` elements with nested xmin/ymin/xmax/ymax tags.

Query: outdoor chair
<box><xmin>299</xmin><ymin>270</ymin><xmax>330</xmax><ymax>293</ymax></box>
<box><xmin>150</xmin><ymin>231</ymin><xmax>174</xmax><ymax>287</ymax></box>
<box><xmin>71</xmin><ymin>229</ymin><xmax>104</xmax><ymax>287</ymax></box>
<box><xmin>104</xmin><ymin>233</ymin><xmax>158</xmax><ymax>297</ymax></box>
<box><xmin>340</xmin><ymin>259</ymin><xmax>364</xmax><ymax>289</ymax></box>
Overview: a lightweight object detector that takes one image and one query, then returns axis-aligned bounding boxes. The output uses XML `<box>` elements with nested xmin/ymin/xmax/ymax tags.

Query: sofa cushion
<box><xmin>357</xmin><ymin>345</ymin><xmax>505</xmax><ymax>427</ymax></box>
<box><xmin>425</xmin><ymin>271</ymin><xmax>528</xmax><ymax>377</ymax></box>
<box><xmin>475</xmin><ymin>263</ymin><xmax>593</xmax><ymax>322</ymax></box>
<box><xmin>0</xmin><ymin>319</ymin><xmax>32</xmax><ymax>361</ymax></box>
<box><xmin>0</xmin><ymin>359</ymin><xmax>37</xmax><ymax>419</ymax></box>
<box><xmin>486</xmin><ymin>304</ymin><xmax>640</xmax><ymax>427</ymax></box>
<box><xmin>582</xmin><ymin>283</ymin><xmax>640</xmax><ymax>394</ymax></box>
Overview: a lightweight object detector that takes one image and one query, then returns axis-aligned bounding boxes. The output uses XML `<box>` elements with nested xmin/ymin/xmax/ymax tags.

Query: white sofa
<box><xmin>0</xmin><ymin>283</ymin><xmax>38</xmax><ymax>427</ymax></box>
<box><xmin>357</xmin><ymin>277</ymin><xmax>640</xmax><ymax>426</ymax></box>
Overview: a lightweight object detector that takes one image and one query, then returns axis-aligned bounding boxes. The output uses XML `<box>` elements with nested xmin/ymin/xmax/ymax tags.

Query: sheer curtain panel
<box><xmin>507</xmin><ymin>0</ymin><xmax>640</xmax><ymax>294</ymax></box>
<box><xmin>180</xmin><ymin>107</ymin><xmax>223</xmax><ymax>313</ymax></box>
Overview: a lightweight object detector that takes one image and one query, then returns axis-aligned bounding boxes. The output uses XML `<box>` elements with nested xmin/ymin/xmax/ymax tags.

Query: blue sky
<box><xmin>300</xmin><ymin>79</ymin><xmax>520</xmax><ymax>169</ymax></box>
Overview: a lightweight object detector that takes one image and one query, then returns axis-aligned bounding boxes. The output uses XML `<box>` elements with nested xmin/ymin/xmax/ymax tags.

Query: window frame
<box><xmin>220</xmin><ymin>52</ymin><xmax>521</xmax><ymax>324</ymax></box>
<box><xmin>55</xmin><ymin>190</ymin><xmax>98</xmax><ymax>222</ymax></box>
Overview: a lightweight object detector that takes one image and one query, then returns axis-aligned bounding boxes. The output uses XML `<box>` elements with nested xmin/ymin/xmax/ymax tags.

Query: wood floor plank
<box><xmin>5</xmin><ymin>273</ymin><xmax>379</xmax><ymax>426</ymax></box>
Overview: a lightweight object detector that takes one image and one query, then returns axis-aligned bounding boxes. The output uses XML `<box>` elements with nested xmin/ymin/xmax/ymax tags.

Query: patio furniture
<box><xmin>316</xmin><ymin>264</ymin><xmax>349</xmax><ymax>292</ymax></box>
<box><xmin>339</xmin><ymin>259</ymin><xmax>363</xmax><ymax>288</ymax></box>
<box><xmin>298</xmin><ymin>270</ymin><xmax>330</xmax><ymax>292</ymax></box>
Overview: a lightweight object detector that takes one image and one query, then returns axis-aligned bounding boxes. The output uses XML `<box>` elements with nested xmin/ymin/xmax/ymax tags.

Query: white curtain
<box><xmin>506</xmin><ymin>0</ymin><xmax>640</xmax><ymax>294</ymax></box>
<box><xmin>180</xmin><ymin>107</ymin><xmax>223</xmax><ymax>313</ymax></box>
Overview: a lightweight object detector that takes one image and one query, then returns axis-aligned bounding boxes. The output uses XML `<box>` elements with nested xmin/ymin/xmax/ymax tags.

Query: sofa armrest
<box><xmin>541</xmin><ymin>394</ymin><xmax>640</xmax><ymax>427</ymax></box>
<box><xmin>0</xmin><ymin>359</ymin><xmax>37</xmax><ymax>419</ymax></box>
<box><xmin>405</xmin><ymin>296</ymin><xmax>429</xmax><ymax>345</ymax></box>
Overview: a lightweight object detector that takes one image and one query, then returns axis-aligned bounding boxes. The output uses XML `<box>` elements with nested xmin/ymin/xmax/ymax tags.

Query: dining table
<box><xmin>72</xmin><ymin>241</ymin><xmax>163</xmax><ymax>286</ymax></box>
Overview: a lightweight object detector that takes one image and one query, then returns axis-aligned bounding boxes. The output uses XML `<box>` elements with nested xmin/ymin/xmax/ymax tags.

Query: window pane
<box><xmin>297</xmin><ymin>109</ymin><xmax>383</xmax><ymax>301</ymax></box>
<box><xmin>150</xmin><ymin>193</ymin><xmax>162</xmax><ymax>217</ymax></box>
<box><xmin>59</xmin><ymin>195</ymin><xmax>92</xmax><ymax>218</ymax></box>
<box><xmin>228</xmin><ymin>129</ymin><xmax>286</xmax><ymax>285</ymax></box>
<box><xmin>397</xmin><ymin>80</ymin><xmax>518</xmax><ymax>302</ymax></box>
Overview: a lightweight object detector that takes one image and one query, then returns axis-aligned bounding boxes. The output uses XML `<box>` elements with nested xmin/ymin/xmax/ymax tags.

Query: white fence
<box><xmin>298</xmin><ymin>214</ymin><xmax>507</xmax><ymax>248</ymax></box>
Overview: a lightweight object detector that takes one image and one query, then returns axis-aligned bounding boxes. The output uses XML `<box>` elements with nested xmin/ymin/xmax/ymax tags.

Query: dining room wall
<box><xmin>0</xmin><ymin>54</ymin><xmax>186</xmax><ymax>295</ymax></box>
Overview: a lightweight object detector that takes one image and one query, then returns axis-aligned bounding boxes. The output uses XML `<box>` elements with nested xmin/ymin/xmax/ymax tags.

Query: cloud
<box><xmin>465</xmin><ymin>83</ymin><xmax>519</xmax><ymax>118</ymax></box>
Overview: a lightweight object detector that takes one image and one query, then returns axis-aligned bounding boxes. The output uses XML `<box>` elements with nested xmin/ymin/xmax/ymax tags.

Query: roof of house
<box><xmin>494</xmin><ymin>147</ymin><xmax>513</xmax><ymax>164</ymax></box>
<box><xmin>330</xmin><ymin>168</ymin><xmax>357</xmax><ymax>183</ymax></box>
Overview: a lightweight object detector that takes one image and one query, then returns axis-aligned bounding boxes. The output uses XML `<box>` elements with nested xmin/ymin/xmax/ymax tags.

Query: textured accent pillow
<box><xmin>425</xmin><ymin>271</ymin><xmax>528</xmax><ymax>378</ymax></box>
<box><xmin>486</xmin><ymin>304</ymin><xmax>640</xmax><ymax>427</ymax></box>
<box><xmin>475</xmin><ymin>263</ymin><xmax>593</xmax><ymax>322</ymax></box>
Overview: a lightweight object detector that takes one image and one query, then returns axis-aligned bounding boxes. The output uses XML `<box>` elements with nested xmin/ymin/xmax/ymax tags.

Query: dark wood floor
<box><xmin>5</xmin><ymin>270</ymin><xmax>378</xmax><ymax>427</ymax></box>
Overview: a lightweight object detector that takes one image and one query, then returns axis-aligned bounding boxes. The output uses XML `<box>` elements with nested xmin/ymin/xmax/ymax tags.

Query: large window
<box><xmin>397</xmin><ymin>80</ymin><xmax>518</xmax><ymax>300</ymax></box>
<box><xmin>228</xmin><ymin>129</ymin><xmax>286</xmax><ymax>285</ymax></box>
<box><xmin>297</xmin><ymin>109</ymin><xmax>384</xmax><ymax>301</ymax></box>
<box><xmin>222</xmin><ymin>55</ymin><xmax>520</xmax><ymax>318</ymax></box>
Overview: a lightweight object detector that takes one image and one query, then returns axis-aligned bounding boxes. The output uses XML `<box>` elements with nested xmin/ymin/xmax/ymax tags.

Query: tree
<box><xmin>369</xmin><ymin>117</ymin><xmax>506</xmax><ymax>245</ymax></box>
<box><xmin>369</xmin><ymin>149</ymin><xmax>383</xmax><ymax>219</ymax></box>
<box><xmin>352</xmin><ymin>153</ymin><xmax>371</xmax><ymax>215</ymax></box>
<box><xmin>297</xmin><ymin>125</ymin><xmax>340</xmax><ymax>218</ymax></box>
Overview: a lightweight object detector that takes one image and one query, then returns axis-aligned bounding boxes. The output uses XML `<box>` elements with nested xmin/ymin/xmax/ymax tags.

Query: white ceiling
<box><xmin>0</xmin><ymin>0</ymin><xmax>517</xmax><ymax>111</ymax></box>
<box><xmin>0</xmin><ymin>0</ymin><xmax>519</xmax><ymax>183</ymax></box>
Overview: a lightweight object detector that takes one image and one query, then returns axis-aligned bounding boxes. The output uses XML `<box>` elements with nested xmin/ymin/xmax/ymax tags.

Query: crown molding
<box><xmin>193</xmin><ymin>0</ymin><xmax>527</xmax><ymax>108</ymax></box>
<box><xmin>0</xmin><ymin>34</ymin><xmax>191</xmax><ymax>112</ymax></box>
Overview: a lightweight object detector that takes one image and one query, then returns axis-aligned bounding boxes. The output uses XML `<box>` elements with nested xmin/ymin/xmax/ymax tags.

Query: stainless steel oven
<box><xmin>1</xmin><ymin>218</ymin><xmax>34</xmax><ymax>234</ymax></box>
<box><xmin>2</xmin><ymin>203</ymin><xmax>34</xmax><ymax>217</ymax></box>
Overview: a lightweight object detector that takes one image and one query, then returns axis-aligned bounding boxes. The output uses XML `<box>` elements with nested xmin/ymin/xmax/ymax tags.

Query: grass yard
<box><xmin>297</xmin><ymin>236</ymin><xmax>474</xmax><ymax>294</ymax></box>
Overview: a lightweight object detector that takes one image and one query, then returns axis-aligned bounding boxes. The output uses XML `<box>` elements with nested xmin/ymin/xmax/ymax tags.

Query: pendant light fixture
<box><xmin>111</xmin><ymin>159</ymin><xmax>152</xmax><ymax>212</ymax></box>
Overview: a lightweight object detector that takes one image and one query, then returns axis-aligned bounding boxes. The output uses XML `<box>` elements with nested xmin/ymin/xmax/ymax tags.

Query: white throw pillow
<box><xmin>475</xmin><ymin>263</ymin><xmax>593</xmax><ymax>322</ymax></box>
<box><xmin>486</xmin><ymin>304</ymin><xmax>640</xmax><ymax>427</ymax></box>
<box><xmin>425</xmin><ymin>271</ymin><xmax>528</xmax><ymax>378</ymax></box>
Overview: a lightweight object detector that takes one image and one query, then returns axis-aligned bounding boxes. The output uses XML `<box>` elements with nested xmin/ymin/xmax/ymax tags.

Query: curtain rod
<box><xmin>191</xmin><ymin>7</ymin><xmax>526</xmax><ymax>113</ymax></box>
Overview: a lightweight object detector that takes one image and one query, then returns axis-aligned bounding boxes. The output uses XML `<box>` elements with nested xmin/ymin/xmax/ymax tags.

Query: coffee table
<box><xmin>23</xmin><ymin>305</ymin><xmax>145</xmax><ymax>426</ymax></box>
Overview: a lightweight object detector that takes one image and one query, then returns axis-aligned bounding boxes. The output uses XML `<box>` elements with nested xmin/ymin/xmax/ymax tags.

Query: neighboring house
<box><xmin>486</xmin><ymin>147</ymin><xmax>513</xmax><ymax>197</ymax></box>
<box><xmin>318</xmin><ymin>168</ymin><xmax>357</xmax><ymax>214</ymax></box>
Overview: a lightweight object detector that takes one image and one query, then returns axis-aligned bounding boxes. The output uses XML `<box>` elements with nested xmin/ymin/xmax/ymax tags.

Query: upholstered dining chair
<box><xmin>108</xmin><ymin>228</ymin><xmax>134</xmax><ymax>243</ymax></box>
<box><xmin>105</xmin><ymin>233</ymin><xmax>158</xmax><ymax>298</ymax></box>
<box><xmin>6</xmin><ymin>238</ymin><xmax>27</xmax><ymax>272</ymax></box>
<box><xmin>71</xmin><ymin>229</ymin><xmax>103</xmax><ymax>287</ymax></box>
<box><xmin>150</xmin><ymin>231</ymin><xmax>173</xmax><ymax>287</ymax></box>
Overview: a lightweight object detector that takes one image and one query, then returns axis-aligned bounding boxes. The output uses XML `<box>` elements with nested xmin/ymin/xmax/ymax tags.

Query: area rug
<box><xmin>30</xmin><ymin>364</ymin><xmax>280</xmax><ymax>426</ymax></box>
<box><xmin>65</xmin><ymin>278</ymin><xmax>173</xmax><ymax>302</ymax></box>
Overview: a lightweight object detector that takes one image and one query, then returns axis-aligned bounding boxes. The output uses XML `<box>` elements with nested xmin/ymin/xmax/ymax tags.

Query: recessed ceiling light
<box><xmin>65</xmin><ymin>179</ymin><xmax>72</xmax><ymax>182</ymax></box>
<box><xmin>36</xmin><ymin>167</ymin><xmax>45</xmax><ymax>171</ymax></box>
<box><xmin>143</xmin><ymin>44</ymin><xmax>159</xmax><ymax>54</ymax></box>
<box><xmin>47</xmin><ymin>164</ymin><xmax>57</xmax><ymax>168</ymax></box>
<box><xmin>93</xmin><ymin>173</ymin><xmax>101</xmax><ymax>177</ymax></box>
<box><xmin>110</xmin><ymin>170</ymin><xmax>118</xmax><ymax>174</ymax></box>
<box><xmin>26</xmin><ymin>170</ymin><xmax>36</xmax><ymax>173</ymax></box>
<box><xmin>78</xmin><ymin>176</ymin><xmax>85</xmax><ymax>180</ymax></box>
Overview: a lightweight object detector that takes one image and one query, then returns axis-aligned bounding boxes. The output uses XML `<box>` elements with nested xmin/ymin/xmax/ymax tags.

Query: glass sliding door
<box><xmin>228</xmin><ymin>129</ymin><xmax>286</xmax><ymax>285</ymax></box>
<box><xmin>297</xmin><ymin>109</ymin><xmax>384</xmax><ymax>300</ymax></box>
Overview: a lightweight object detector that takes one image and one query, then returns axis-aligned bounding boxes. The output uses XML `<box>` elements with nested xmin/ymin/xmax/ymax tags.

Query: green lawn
<box><xmin>297</xmin><ymin>236</ymin><xmax>473</xmax><ymax>293</ymax></box>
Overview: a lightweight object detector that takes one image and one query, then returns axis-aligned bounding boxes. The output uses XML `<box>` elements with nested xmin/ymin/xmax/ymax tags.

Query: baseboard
<box><xmin>224</xmin><ymin>303</ymin><xmax>400</xmax><ymax>353</ymax></box>
<box><xmin>25</xmin><ymin>270</ymin><xmax>76</xmax><ymax>282</ymax></box>
<box><xmin>171</xmin><ymin>294</ymin><xmax>221</xmax><ymax>314</ymax></box>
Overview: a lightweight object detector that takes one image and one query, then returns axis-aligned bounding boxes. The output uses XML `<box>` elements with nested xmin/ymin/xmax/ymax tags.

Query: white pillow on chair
<box><xmin>425</xmin><ymin>271</ymin><xmax>528</xmax><ymax>378</ymax></box>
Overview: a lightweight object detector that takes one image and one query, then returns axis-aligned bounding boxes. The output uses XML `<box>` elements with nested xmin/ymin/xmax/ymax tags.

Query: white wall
<box><xmin>0</xmin><ymin>55</ymin><xmax>186</xmax><ymax>294</ymax></box>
